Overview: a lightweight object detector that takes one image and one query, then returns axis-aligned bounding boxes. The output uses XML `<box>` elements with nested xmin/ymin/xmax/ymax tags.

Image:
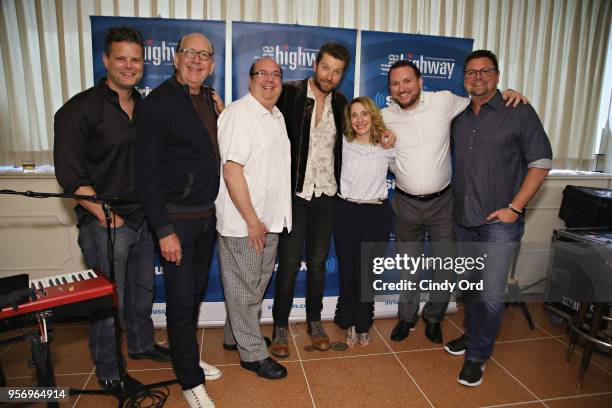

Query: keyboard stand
<box><xmin>0</xmin><ymin>312</ymin><xmax>58</xmax><ymax>408</ymax></box>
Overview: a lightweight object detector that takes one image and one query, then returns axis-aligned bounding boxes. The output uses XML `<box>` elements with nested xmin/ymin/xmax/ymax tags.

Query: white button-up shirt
<box><xmin>339</xmin><ymin>138</ymin><xmax>395</xmax><ymax>201</ymax></box>
<box><xmin>382</xmin><ymin>91</ymin><xmax>469</xmax><ymax>195</ymax></box>
<box><xmin>215</xmin><ymin>93</ymin><xmax>292</xmax><ymax>237</ymax></box>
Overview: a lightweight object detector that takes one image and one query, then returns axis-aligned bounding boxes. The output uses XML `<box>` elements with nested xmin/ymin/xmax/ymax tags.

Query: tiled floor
<box><xmin>1</xmin><ymin>303</ymin><xmax>611</xmax><ymax>407</ymax></box>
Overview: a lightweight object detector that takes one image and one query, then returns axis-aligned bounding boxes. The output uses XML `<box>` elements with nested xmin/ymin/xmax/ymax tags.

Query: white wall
<box><xmin>0</xmin><ymin>175</ymin><xmax>85</xmax><ymax>279</ymax></box>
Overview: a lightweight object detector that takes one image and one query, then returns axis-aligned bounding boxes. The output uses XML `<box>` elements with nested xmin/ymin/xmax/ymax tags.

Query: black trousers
<box><xmin>333</xmin><ymin>198</ymin><xmax>392</xmax><ymax>333</ymax></box>
<box><xmin>273</xmin><ymin>194</ymin><xmax>336</xmax><ymax>326</ymax></box>
<box><xmin>163</xmin><ymin>217</ymin><xmax>215</xmax><ymax>390</ymax></box>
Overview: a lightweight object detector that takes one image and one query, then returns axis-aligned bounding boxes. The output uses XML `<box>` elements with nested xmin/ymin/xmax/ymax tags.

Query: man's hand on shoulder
<box><xmin>381</xmin><ymin>129</ymin><xmax>396</xmax><ymax>149</ymax></box>
<box><xmin>211</xmin><ymin>91</ymin><xmax>225</xmax><ymax>114</ymax></box>
<box><xmin>502</xmin><ymin>89</ymin><xmax>529</xmax><ymax>107</ymax></box>
<box><xmin>160</xmin><ymin>233</ymin><xmax>182</xmax><ymax>266</ymax></box>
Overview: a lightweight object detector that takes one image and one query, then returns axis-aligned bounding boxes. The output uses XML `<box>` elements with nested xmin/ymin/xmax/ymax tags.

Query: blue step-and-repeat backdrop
<box><xmin>91</xmin><ymin>16</ymin><xmax>472</xmax><ymax>326</ymax></box>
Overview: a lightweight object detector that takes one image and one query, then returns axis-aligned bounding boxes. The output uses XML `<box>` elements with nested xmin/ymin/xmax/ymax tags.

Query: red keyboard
<box><xmin>0</xmin><ymin>270</ymin><xmax>115</xmax><ymax>320</ymax></box>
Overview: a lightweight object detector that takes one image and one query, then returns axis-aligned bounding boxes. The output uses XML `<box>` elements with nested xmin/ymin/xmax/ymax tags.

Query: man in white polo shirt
<box><xmin>382</xmin><ymin>60</ymin><xmax>525</xmax><ymax>345</ymax></box>
<box><xmin>215</xmin><ymin>57</ymin><xmax>292</xmax><ymax>380</ymax></box>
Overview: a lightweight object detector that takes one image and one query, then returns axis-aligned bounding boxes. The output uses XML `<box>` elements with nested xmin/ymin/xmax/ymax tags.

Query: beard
<box><xmin>393</xmin><ymin>91</ymin><xmax>420</xmax><ymax>110</ymax></box>
<box><xmin>313</xmin><ymin>74</ymin><xmax>336</xmax><ymax>94</ymax></box>
<box><xmin>467</xmin><ymin>80</ymin><xmax>493</xmax><ymax>98</ymax></box>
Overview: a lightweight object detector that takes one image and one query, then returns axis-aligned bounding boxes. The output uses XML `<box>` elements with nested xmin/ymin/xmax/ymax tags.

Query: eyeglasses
<box><xmin>251</xmin><ymin>70</ymin><xmax>283</xmax><ymax>80</ymax></box>
<box><xmin>178</xmin><ymin>48</ymin><xmax>213</xmax><ymax>61</ymax></box>
<box><xmin>464</xmin><ymin>67</ymin><xmax>498</xmax><ymax>79</ymax></box>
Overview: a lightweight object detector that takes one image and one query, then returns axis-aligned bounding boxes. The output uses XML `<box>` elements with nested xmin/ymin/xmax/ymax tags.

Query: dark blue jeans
<box><xmin>455</xmin><ymin>221</ymin><xmax>524</xmax><ymax>363</ymax></box>
<box><xmin>162</xmin><ymin>217</ymin><xmax>216</xmax><ymax>390</ymax></box>
<box><xmin>273</xmin><ymin>194</ymin><xmax>336</xmax><ymax>326</ymax></box>
<box><xmin>78</xmin><ymin>220</ymin><xmax>155</xmax><ymax>382</ymax></box>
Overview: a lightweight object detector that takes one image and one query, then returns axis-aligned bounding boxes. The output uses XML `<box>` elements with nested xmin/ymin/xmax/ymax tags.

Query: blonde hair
<box><xmin>344</xmin><ymin>96</ymin><xmax>386</xmax><ymax>144</ymax></box>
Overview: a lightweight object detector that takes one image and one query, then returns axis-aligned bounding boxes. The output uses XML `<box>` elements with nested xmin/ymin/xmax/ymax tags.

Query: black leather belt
<box><xmin>168</xmin><ymin>208</ymin><xmax>215</xmax><ymax>220</ymax></box>
<box><xmin>395</xmin><ymin>185</ymin><xmax>450</xmax><ymax>201</ymax></box>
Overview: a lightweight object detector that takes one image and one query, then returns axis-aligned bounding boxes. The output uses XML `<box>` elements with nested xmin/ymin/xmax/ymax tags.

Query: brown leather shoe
<box><xmin>270</xmin><ymin>326</ymin><xmax>289</xmax><ymax>357</ymax></box>
<box><xmin>308</xmin><ymin>320</ymin><xmax>330</xmax><ymax>351</ymax></box>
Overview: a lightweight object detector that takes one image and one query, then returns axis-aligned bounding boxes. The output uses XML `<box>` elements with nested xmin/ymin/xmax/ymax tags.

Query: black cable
<box><xmin>123</xmin><ymin>386</ymin><xmax>170</xmax><ymax>408</ymax></box>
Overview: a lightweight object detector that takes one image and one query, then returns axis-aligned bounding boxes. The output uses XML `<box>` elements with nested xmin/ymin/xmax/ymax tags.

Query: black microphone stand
<box><xmin>0</xmin><ymin>189</ymin><xmax>177</xmax><ymax>407</ymax></box>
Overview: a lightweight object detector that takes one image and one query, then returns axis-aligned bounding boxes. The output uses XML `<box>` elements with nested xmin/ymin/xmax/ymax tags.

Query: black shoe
<box><xmin>444</xmin><ymin>334</ymin><xmax>469</xmax><ymax>356</ymax></box>
<box><xmin>98</xmin><ymin>374</ymin><xmax>142</xmax><ymax>395</ymax></box>
<box><xmin>128</xmin><ymin>344</ymin><xmax>171</xmax><ymax>362</ymax></box>
<box><xmin>424</xmin><ymin>321</ymin><xmax>443</xmax><ymax>344</ymax></box>
<box><xmin>457</xmin><ymin>360</ymin><xmax>485</xmax><ymax>387</ymax></box>
<box><xmin>223</xmin><ymin>336</ymin><xmax>271</xmax><ymax>351</ymax></box>
<box><xmin>390</xmin><ymin>320</ymin><xmax>415</xmax><ymax>341</ymax></box>
<box><xmin>240</xmin><ymin>357</ymin><xmax>287</xmax><ymax>379</ymax></box>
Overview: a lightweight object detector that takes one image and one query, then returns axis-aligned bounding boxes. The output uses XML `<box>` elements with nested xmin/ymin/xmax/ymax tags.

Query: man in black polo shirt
<box><xmin>446</xmin><ymin>49</ymin><xmax>552</xmax><ymax>387</ymax></box>
<box><xmin>54</xmin><ymin>27</ymin><xmax>169</xmax><ymax>392</ymax></box>
<box><xmin>134</xmin><ymin>32</ymin><xmax>223</xmax><ymax>408</ymax></box>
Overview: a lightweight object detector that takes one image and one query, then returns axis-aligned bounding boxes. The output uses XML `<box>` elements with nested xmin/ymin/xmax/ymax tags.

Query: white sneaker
<box><xmin>200</xmin><ymin>360</ymin><xmax>222</xmax><ymax>380</ymax></box>
<box><xmin>182</xmin><ymin>384</ymin><xmax>215</xmax><ymax>408</ymax></box>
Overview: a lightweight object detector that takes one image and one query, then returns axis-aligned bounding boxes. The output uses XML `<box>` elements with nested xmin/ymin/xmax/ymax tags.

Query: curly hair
<box><xmin>344</xmin><ymin>96</ymin><xmax>386</xmax><ymax>144</ymax></box>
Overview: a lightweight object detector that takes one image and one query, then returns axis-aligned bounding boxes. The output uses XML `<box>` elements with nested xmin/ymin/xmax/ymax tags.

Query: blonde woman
<box><xmin>334</xmin><ymin>96</ymin><xmax>394</xmax><ymax>346</ymax></box>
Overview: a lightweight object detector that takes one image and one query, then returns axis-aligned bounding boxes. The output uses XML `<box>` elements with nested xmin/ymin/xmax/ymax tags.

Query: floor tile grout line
<box><xmin>496</xmin><ymin>336</ymin><xmax>562</xmax><ymax>344</ymax></box>
<box><xmin>444</xmin><ymin>315</ymin><xmax>465</xmax><ymax>334</ymax></box>
<box><xmin>127</xmin><ymin>367</ymin><xmax>175</xmax><ymax>372</ymax></box>
<box><xmin>540</xmin><ymin>390</ymin><xmax>612</xmax><ymax>402</ymax></box>
<box><xmin>506</xmin><ymin>307</ymin><xmax>557</xmax><ymax>337</ymax></box>
<box><xmin>478</xmin><ymin>391</ymin><xmax>612</xmax><ymax>408</ymax></box>
<box><xmin>394</xmin><ymin>347</ymin><xmax>445</xmax><ymax>353</ymax></box>
<box><xmin>0</xmin><ymin>343</ymin><xmax>13</xmax><ymax>358</ymax></box>
<box><xmin>489</xmin><ymin>356</ymin><xmax>550</xmax><ymax>408</ymax></box>
<box><xmin>372</xmin><ymin>324</ymin><xmax>435</xmax><ymax>408</ymax></box>
<box><xmin>478</xmin><ymin>400</ymin><xmax>543</xmax><ymax>408</ymax></box>
<box><xmin>288</xmin><ymin>323</ymin><xmax>317</xmax><ymax>408</ymax></box>
<box><xmin>447</xmin><ymin>314</ymin><xmax>563</xmax><ymax>345</ymax></box>
<box><xmin>72</xmin><ymin>366</ymin><xmax>96</xmax><ymax>408</ymax></box>
<box><xmin>297</xmin><ymin>351</ymin><xmax>395</xmax><ymax>362</ymax></box>
<box><xmin>371</xmin><ymin>321</ymin><xmax>397</xmax><ymax>354</ymax></box>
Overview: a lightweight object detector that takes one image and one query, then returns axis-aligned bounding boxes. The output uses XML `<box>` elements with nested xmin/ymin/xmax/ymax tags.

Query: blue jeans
<box><xmin>455</xmin><ymin>221</ymin><xmax>524</xmax><ymax>363</ymax></box>
<box><xmin>78</xmin><ymin>220</ymin><xmax>155</xmax><ymax>381</ymax></box>
<box><xmin>162</xmin><ymin>217</ymin><xmax>216</xmax><ymax>390</ymax></box>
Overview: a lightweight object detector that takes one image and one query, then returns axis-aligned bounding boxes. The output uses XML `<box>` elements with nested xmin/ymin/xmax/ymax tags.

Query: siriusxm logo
<box><xmin>262</xmin><ymin>45</ymin><xmax>317</xmax><ymax>71</ymax></box>
<box><xmin>284</xmin><ymin>258</ymin><xmax>336</xmax><ymax>273</ymax></box>
<box><xmin>387</xmin><ymin>53</ymin><xmax>456</xmax><ymax>80</ymax></box>
<box><xmin>144</xmin><ymin>39</ymin><xmax>176</xmax><ymax>66</ymax></box>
